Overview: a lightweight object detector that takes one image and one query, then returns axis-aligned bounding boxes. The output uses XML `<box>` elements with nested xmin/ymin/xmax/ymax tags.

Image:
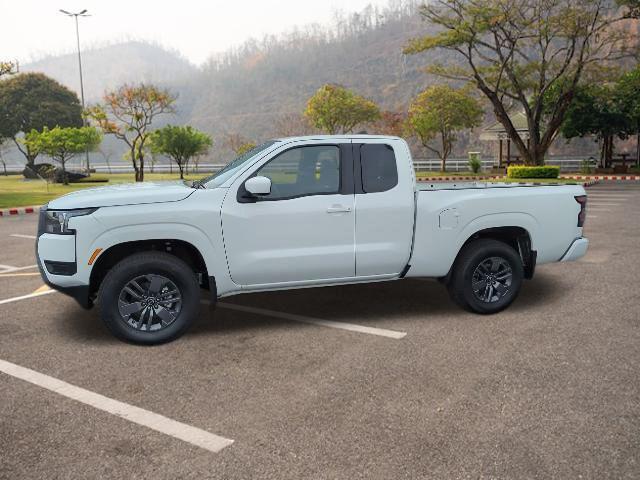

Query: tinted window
<box><xmin>360</xmin><ymin>144</ymin><xmax>398</xmax><ymax>193</ymax></box>
<box><xmin>256</xmin><ymin>145</ymin><xmax>340</xmax><ymax>200</ymax></box>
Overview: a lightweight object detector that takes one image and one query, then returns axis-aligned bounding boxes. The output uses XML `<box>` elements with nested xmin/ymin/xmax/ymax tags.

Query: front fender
<box><xmin>88</xmin><ymin>223</ymin><xmax>219</xmax><ymax>275</ymax></box>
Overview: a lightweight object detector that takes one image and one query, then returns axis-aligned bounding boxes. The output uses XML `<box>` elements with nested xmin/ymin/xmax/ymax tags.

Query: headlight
<box><xmin>43</xmin><ymin>208</ymin><xmax>97</xmax><ymax>235</ymax></box>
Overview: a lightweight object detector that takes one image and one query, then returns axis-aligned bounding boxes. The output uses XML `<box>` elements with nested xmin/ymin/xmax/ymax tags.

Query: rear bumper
<box><xmin>560</xmin><ymin>237</ymin><xmax>589</xmax><ymax>262</ymax></box>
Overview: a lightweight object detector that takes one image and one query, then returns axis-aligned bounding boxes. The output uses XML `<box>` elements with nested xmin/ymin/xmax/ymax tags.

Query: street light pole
<box><xmin>60</xmin><ymin>8</ymin><xmax>90</xmax><ymax>174</ymax></box>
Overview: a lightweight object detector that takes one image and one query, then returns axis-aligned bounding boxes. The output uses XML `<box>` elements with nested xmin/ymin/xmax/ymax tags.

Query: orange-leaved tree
<box><xmin>87</xmin><ymin>84</ymin><xmax>176</xmax><ymax>181</ymax></box>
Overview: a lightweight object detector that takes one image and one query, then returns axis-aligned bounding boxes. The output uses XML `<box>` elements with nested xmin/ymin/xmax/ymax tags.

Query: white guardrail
<box><xmin>2</xmin><ymin>157</ymin><xmax>592</xmax><ymax>174</ymax></box>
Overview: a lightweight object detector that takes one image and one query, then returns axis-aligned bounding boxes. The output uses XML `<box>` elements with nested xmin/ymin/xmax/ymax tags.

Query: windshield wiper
<box><xmin>191</xmin><ymin>179</ymin><xmax>206</xmax><ymax>189</ymax></box>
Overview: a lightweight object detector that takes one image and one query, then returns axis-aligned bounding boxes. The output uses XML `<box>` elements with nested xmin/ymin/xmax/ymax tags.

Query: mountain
<box><xmin>10</xmin><ymin>0</ymin><xmax>609</xmax><ymax>167</ymax></box>
<box><xmin>186</xmin><ymin>2</ymin><xmax>431</xmax><ymax>142</ymax></box>
<box><xmin>23</xmin><ymin>41</ymin><xmax>197</xmax><ymax>102</ymax></box>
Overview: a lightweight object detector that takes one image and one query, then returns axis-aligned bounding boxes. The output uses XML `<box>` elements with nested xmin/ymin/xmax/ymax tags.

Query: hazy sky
<box><xmin>1</xmin><ymin>0</ymin><xmax>392</xmax><ymax>65</ymax></box>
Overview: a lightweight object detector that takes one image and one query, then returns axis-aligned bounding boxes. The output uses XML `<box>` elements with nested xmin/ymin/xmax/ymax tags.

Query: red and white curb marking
<box><xmin>0</xmin><ymin>206</ymin><xmax>40</xmax><ymax>217</ymax></box>
<box><xmin>560</xmin><ymin>175</ymin><xmax>640</xmax><ymax>181</ymax></box>
<box><xmin>416</xmin><ymin>176</ymin><xmax>503</xmax><ymax>182</ymax></box>
<box><xmin>416</xmin><ymin>177</ymin><xmax>600</xmax><ymax>187</ymax></box>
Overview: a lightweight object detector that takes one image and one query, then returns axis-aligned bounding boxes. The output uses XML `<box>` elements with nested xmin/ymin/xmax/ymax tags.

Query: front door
<box><xmin>221</xmin><ymin>142</ymin><xmax>355</xmax><ymax>286</ymax></box>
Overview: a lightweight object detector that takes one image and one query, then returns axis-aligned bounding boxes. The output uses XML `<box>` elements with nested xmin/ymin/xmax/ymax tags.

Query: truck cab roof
<box><xmin>273</xmin><ymin>134</ymin><xmax>403</xmax><ymax>143</ymax></box>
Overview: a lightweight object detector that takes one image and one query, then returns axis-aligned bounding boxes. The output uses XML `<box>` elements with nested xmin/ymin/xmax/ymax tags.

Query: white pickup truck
<box><xmin>36</xmin><ymin>135</ymin><xmax>589</xmax><ymax>344</ymax></box>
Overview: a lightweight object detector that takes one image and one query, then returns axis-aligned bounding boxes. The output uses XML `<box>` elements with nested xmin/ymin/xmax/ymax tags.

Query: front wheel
<box><xmin>447</xmin><ymin>239</ymin><xmax>524</xmax><ymax>314</ymax></box>
<box><xmin>98</xmin><ymin>252</ymin><xmax>201</xmax><ymax>345</ymax></box>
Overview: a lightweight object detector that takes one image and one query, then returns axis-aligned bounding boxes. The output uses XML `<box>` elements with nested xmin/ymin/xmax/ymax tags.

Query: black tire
<box><xmin>98</xmin><ymin>252</ymin><xmax>200</xmax><ymax>345</ymax></box>
<box><xmin>447</xmin><ymin>239</ymin><xmax>524</xmax><ymax>314</ymax></box>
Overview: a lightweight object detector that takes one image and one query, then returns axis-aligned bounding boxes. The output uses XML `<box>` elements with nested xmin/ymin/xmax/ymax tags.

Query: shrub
<box><xmin>468</xmin><ymin>152</ymin><xmax>482</xmax><ymax>173</ymax></box>
<box><xmin>580</xmin><ymin>158</ymin><xmax>595</xmax><ymax>174</ymax></box>
<box><xmin>23</xmin><ymin>163</ymin><xmax>56</xmax><ymax>180</ymax></box>
<box><xmin>507</xmin><ymin>165</ymin><xmax>560</xmax><ymax>179</ymax></box>
<box><xmin>22</xmin><ymin>163</ymin><xmax>87</xmax><ymax>183</ymax></box>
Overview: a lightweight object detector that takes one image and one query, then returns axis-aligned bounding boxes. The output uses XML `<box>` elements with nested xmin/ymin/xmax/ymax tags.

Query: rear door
<box><xmin>353</xmin><ymin>139</ymin><xmax>415</xmax><ymax>276</ymax></box>
<box><xmin>221</xmin><ymin>141</ymin><xmax>356</xmax><ymax>286</ymax></box>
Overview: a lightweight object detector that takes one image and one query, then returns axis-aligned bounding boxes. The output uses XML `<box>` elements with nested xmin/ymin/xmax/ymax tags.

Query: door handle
<box><xmin>326</xmin><ymin>205</ymin><xmax>352</xmax><ymax>214</ymax></box>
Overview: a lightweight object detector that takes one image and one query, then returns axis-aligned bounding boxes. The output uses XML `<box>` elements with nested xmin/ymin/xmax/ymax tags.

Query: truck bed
<box><xmin>408</xmin><ymin>182</ymin><xmax>586</xmax><ymax>278</ymax></box>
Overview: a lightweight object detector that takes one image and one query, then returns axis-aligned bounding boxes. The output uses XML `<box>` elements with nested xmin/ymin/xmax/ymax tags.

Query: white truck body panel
<box><xmin>37</xmin><ymin>135</ymin><xmax>588</xmax><ymax>306</ymax></box>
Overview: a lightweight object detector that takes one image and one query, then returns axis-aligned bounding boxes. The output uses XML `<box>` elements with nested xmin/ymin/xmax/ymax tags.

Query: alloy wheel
<box><xmin>471</xmin><ymin>256</ymin><xmax>513</xmax><ymax>303</ymax></box>
<box><xmin>117</xmin><ymin>274</ymin><xmax>182</xmax><ymax>331</ymax></box>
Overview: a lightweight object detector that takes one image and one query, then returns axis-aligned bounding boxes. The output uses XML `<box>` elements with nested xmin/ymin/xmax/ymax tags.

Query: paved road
<box><xmin>1</xmin><ymin>183</ymin><xmax>639</xmax><ymax>479</ymax></box>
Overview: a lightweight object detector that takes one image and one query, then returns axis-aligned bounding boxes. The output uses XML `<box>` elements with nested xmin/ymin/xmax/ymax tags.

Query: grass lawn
<box><xmin>0</xmin><ymin>173</ymin><xmax>201</xmax><ymax>208</ymax></box>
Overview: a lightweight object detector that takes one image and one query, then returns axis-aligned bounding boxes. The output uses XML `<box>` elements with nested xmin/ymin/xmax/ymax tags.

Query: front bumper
<box><xmin>36</xmin><ymin>207</ymin><xmax>92</xmax><ymax>309</ymax></box>
<box><xmin>560</xmin><ymin>237</ymin><xmax>589</xmax><ymax>262</ymax></box>
<box><xmin>36</xmin><ymin>256</ymin><xmax>92</xmax><ymax>309</ymax></box>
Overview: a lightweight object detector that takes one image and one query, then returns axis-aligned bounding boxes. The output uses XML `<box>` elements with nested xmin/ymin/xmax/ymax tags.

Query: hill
<box><xmin>10</xmin><ymin>0</ymin><xmax>611</xmax><ymax>167</ymax></box>
<box><xmin>186</xmin><ymin>1</ymin><xmax>432</xmax><ymax>141</ymax></box>
<box><xmin>23</xmin><ymin>41</ymin><xmax>197</xmax><ymax>102</ymax></box>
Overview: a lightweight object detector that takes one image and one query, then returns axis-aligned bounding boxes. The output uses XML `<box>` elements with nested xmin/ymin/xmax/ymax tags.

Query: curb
<box><xmin>0</xmin><ymin>206</ymin><xmax>40</xmax><ymax>217</ymax></box>
<box><xmin>416</xmin><ymin>176</ymin><xmax>601</xmax><ymax>187</ymax></box>
<box><xmin>560</xmin><ymin>175</ymin><xmax>640</xmax><ymax>181</ymax></box>
<box><xmin>582</xmin><ymin>180</ymin><xmax>600</xmax><ymax>188</ymax></box>
<box><xmin>416</xmin><ymin>175</ymin><xmax>503</xmax><ymax>182</ymax></box>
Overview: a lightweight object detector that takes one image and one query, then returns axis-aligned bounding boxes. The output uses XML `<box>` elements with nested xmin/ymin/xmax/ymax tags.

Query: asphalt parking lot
<box><xmin>1</xmin><ymin>182</ymin><xmax>639</xmax><ymax>479</ymax></box>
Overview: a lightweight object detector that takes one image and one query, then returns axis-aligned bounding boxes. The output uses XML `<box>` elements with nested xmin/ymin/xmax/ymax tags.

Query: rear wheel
<box><xmin>98</xmin><ymin>252</ymin><xmax>200</xmax><ymax>344</ymax></box>
<box><xmin>447</xmin><ymin>239</ymin><xmax>523</xmax><ymax>314</ymax></box>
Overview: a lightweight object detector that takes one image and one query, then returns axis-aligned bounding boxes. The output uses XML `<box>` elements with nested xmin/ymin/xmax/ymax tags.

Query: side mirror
<box><xmin>245</xmin><ymin>176</ymin><xmax>272</xmax><ymax>196</ymax></box>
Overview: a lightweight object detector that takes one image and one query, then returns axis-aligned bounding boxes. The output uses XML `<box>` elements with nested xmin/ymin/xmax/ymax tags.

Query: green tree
<box><xmin>558</xmin><ymin>84</ymin><xmax>629</xmax><ymax>168</ymax></box>
<box><xmin>617</xmin><ymin>67</ymin><xmax>640</xmax><ymax>167</ymax></box>
<box><xmin>23</xmin><ymin>126</ymin><xmax>101</xmax><ymax>184</ymax></box>
<box><xmin>304</xmin><ymin>84</ymin><xmax>380</xmax><ymax>134</ymax></box>
<box><xmin>86</xmin><ymin>84</ymin><xmax>176</xmax><ymax>182</ymax></box>
<box><xmin>150</xmin><ymin>125</ymin><xmax>213</xmax><ymax>179</ymax></box>
<box><xmin>0</xmin><ymin>73</ymin><xmax>83</xmax><ymax>166</ymax></box>
<box><xmin>407</xmin><ymin>85</ymin><xmax>483</xmax><ymax>171</ymax></box>
<box><xmin>404</xmin><ymin>0</ymin><xmax>639</xmax><ymax>165</ymax></box>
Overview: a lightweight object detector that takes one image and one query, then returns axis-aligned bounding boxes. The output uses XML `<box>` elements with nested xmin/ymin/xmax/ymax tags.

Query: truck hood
<box><xmin>47</xmin><ymin>181</ymin><xmax>196</xmax><ymax>209</ymax></box>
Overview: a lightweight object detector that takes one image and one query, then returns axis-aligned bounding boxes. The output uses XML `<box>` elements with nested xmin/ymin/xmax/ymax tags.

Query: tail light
<box><xmin>575</xmin><ymin>195</ymin><xmax>587</xmax><ymax>227</ymax></box>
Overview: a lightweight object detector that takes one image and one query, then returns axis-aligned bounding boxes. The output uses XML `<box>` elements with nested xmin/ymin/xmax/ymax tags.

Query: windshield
<box><xmin>198</xmin><ymin>140</ymin><xmax>278</xmax><ymax>188</ymax></box>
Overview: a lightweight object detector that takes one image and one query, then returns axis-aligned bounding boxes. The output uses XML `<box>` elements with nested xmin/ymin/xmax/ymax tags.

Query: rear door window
<box><xmin>360</xmin><ymin>144</ymin><xmax>398</xmax><ymax>193</ymax></box>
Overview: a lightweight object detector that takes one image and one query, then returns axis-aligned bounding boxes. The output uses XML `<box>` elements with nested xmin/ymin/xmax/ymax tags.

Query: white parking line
<box><xmin>0</xmin><ymin>264</ymin><xmax>38</xmax><ymax>273</ymax></box>
<box><xmin>587</xmin><ymin>194</ymin><xmax>632</xmax><ymax>197</ymax></box>
<box><xmin>0</xmin><ymin>288</ymin><xmax>407</xmax><ymax>339</ymax></box>
<box><xmin>208</xmin><ymin>300</ymin><xmax>407</xmax><ymax>339</ymax></box>
<box><xmin>0</xmin><ymin>359</ymin><xmax>234</xmax><ymax>453</ymax></box>
<box><xmin>0</xmin><ymin>272</ymin><xmax>41</xmax><ymax>278</ymax></box>
<box><xmin>0</xmin><ymin>289</ymin><xmax>56</xmax><ymax>305</ymax></box>
<box><xmin>10</xmin><ymin>234</ymin><xmax>36</xmax><ymax>239</ymax></box>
